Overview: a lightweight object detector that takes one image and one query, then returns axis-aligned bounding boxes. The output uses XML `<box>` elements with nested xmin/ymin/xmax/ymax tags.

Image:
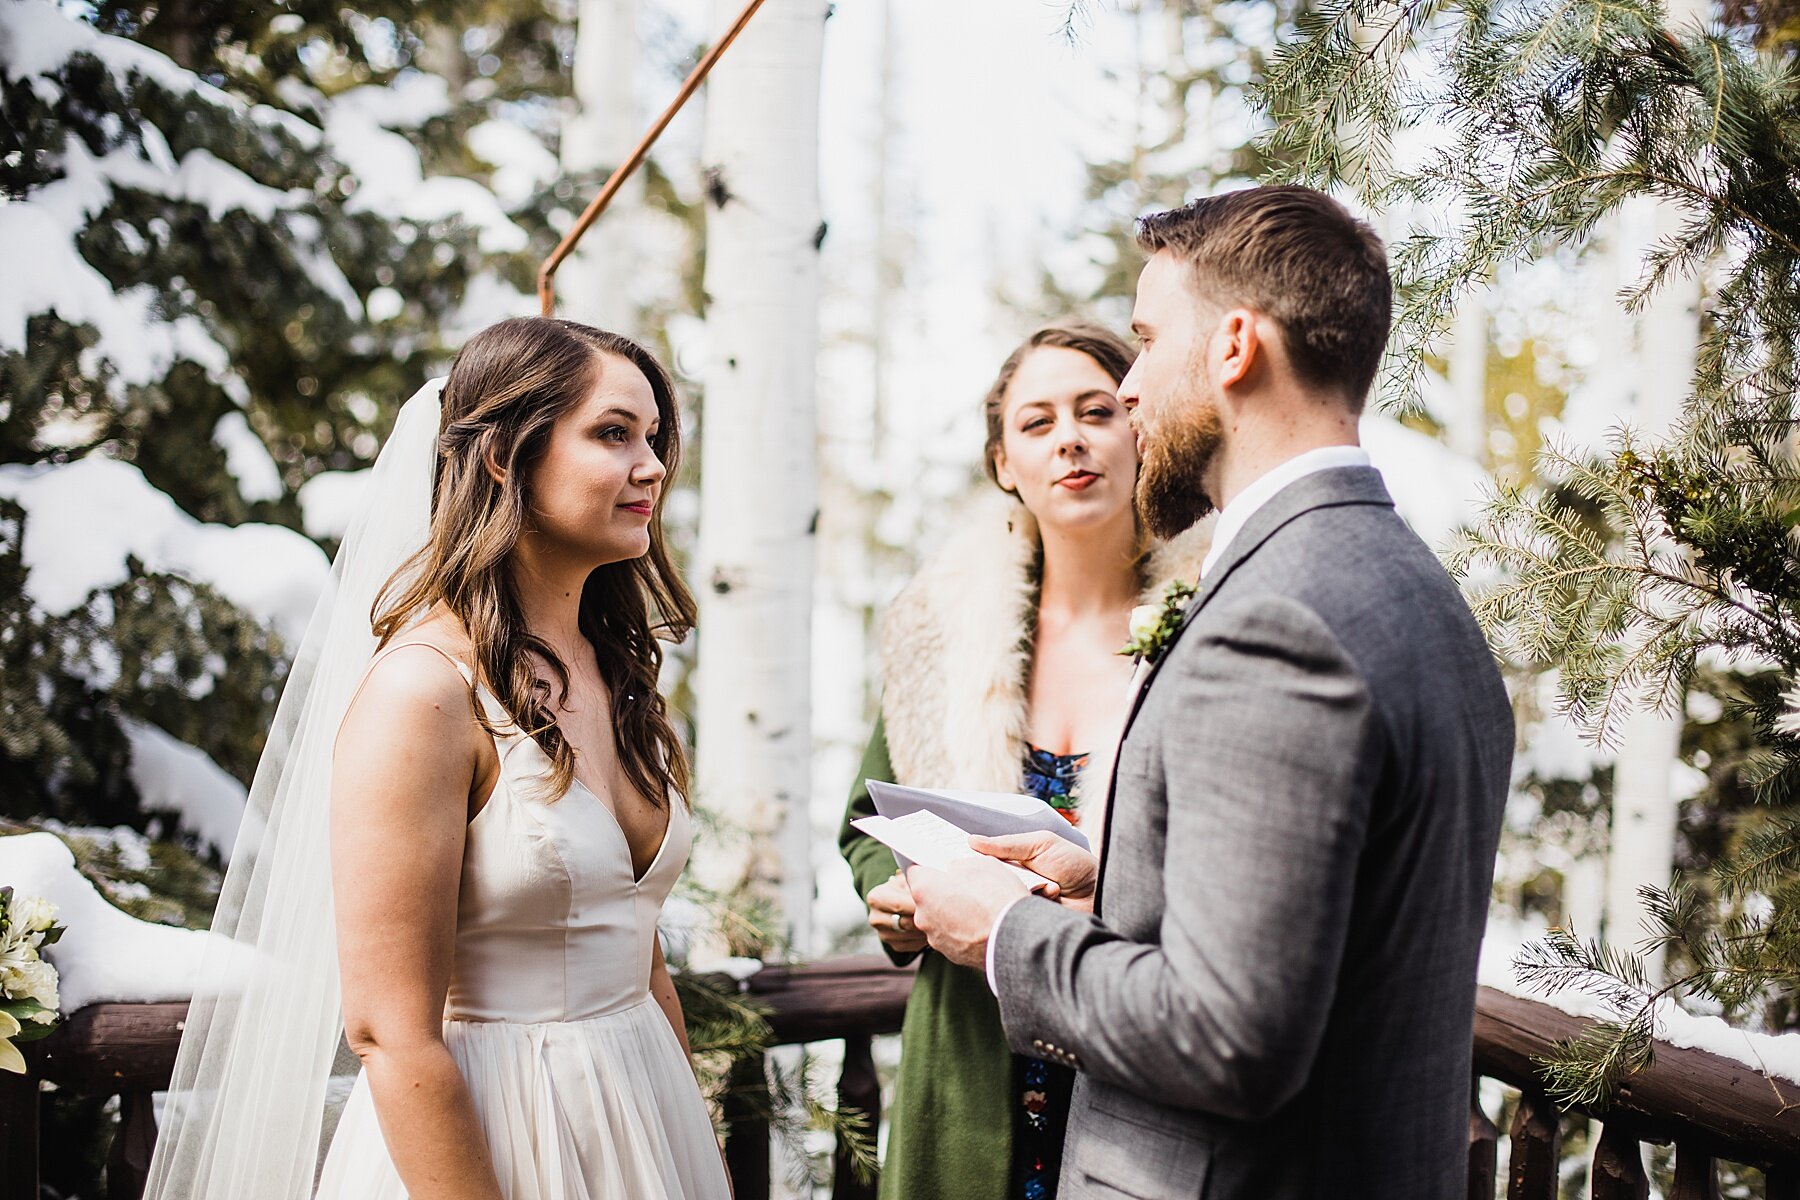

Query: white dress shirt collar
<box><xmin>1198</xmin><ymin>445</ymin><xmax>1372</xmax><ymax>579</ymax></box>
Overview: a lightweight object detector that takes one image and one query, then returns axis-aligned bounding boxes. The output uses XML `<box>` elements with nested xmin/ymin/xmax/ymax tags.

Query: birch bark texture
<box><xmin>560</xmin><ymin>0</ymin><xmax>642</xmax><ymax>332</ymax></box>
<box><xmin>691</xmin><ymin>0</ymin><xmax>829</xmax><ymax>950</ymax></box>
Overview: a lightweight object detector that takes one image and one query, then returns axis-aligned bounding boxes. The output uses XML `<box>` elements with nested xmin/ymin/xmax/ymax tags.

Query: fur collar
<box><xmin>878</xmin><ymin>496</ymin><xmax>1212</xmax><ymax>798</ymax></box>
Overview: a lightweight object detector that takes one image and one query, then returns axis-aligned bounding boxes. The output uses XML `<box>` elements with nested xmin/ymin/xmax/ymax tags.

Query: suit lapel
<box><xmin>1091</xmin><ymin>466</ymin><xmax>1395</xmax><ymax>915</ymax></box>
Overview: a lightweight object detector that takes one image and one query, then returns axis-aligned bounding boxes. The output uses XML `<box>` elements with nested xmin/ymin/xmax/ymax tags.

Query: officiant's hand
<box><xmin>866</xmin><ymin>872</ymin><xmax>928</xmax><ymax>953</ymax></box>
<box><xmin>906</xmin><ymin>858</ymin><xmax>1029</xmax><ymax>970</ymax></box>
<box><xmin>970</xmin><ymin>832</ymin><xmax>1099</xmax><ymax>914</ymax></box>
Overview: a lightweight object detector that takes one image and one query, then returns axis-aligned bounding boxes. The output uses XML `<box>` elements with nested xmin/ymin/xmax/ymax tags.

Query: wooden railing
<box><xmin>4</xmin><ymin>964</ymin><xmax>1798</xmax><ymax>1200</ymax></box>
<box><xmin>1471</xmin><ymin>985</ymin><xmax>1800</xmax><ymax>1199</ymax></box>
<box><xmin>1</xmin><ymin>999</ymin><xmax>182</xmax><ymax>1199</ymax></box>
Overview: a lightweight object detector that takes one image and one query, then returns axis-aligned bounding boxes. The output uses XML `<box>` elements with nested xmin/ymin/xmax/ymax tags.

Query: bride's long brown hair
<box><xmin>372</xmin><ymin>317</ymin><xmax>697</xmax><ymax>809</ymax></box>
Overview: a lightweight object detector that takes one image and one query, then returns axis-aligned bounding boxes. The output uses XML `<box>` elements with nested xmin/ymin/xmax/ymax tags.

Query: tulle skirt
<box><xmin>315</xmin><ymin>998</ymin><xmax>730</xmax><ymax>1199</ymax></box>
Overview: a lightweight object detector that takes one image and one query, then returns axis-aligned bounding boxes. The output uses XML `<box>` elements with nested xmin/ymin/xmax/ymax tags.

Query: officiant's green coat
<box><xmin>836</xmin><ymin>498</ymin><xmax>1211</xmax><ymax>1200</ymax></box>
<box><xmin>840</xmin><ymin>717</ymin><xmax>1017</xmax><ymax>1200</ymax></box>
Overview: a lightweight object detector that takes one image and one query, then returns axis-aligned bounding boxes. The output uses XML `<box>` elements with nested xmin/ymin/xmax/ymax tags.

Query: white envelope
<box><xmin>862</xmin><ymin>779</ymin><xmax>1090</xmax><ymax>875</ymax></box>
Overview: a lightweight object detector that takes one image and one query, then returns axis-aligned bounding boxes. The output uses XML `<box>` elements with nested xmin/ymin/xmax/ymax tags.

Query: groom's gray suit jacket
<box><xmin>992</xmin><ymin>466</ymin><xmax>1512</xmax><ymax>1199</ymax></box>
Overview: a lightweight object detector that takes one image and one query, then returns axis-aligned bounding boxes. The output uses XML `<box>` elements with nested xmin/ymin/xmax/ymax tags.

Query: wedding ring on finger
<box><xmin>891</xmin><ymin>911</ymin><xmax>906</xmax><ymax>933</ymax></box>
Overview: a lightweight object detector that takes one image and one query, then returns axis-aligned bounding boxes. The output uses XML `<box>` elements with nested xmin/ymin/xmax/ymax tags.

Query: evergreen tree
<box><xmin>0</xmin><ymin>3</ymin><xmax>746</xmax><ymax>1192</ymax></box>
<box><xmin>1256</xmin><ymin>0</ymin><xmax>1800</xmax><ymax>1102</ymax></box>
<box><xmin>0</xmin><ymin>0</ymin><xmax>556</xmax><ymax>856</ymax></box>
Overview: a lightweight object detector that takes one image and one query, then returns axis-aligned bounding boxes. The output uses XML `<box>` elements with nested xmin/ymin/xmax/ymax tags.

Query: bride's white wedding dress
<box><xmin>315</xmin><ymin>642</ymin><xmax>731</xmax><ymax>1199</ymax></box>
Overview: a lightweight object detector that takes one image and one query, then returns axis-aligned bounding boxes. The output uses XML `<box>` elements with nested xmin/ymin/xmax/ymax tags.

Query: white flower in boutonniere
<box><xmin>0</xmin><ymin>886</ymin><xmax>65</xmax><ymax>1074</ymax></box>
<box><xmin>1118</xmin><ymin>579</ymin><xmax>1198</xmax><ymax>664</ymax></box>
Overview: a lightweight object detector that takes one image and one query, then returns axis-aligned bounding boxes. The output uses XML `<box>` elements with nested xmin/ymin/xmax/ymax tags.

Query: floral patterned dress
<box><xmin>1013</xmin><ymin>745</ymin><xmax>1087</xmax><ymax>1200</ymax></box>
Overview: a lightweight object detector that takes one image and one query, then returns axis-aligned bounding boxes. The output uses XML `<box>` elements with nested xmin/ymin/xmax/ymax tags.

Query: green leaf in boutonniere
<box><xmin>1119</xmin><ymin>579</ymin><xmax>1198</xmax><ymax>664</ymax></box>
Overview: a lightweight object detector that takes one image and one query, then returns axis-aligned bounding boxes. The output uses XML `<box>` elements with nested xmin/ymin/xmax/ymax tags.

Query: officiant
<box><xmin>838</xmin><ymin>320</ymin><xmax>1210</xmax><ymax>1200</ymax></box>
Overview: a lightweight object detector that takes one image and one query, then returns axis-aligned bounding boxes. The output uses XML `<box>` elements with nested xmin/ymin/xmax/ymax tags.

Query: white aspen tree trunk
<box><xmin>692</xmin><ymin>0</ymin><xmax>829</xmax><ymax>952</ymax></box>
<box><xmin>1604</xmin><ymin>199</ymin><xmax>1699</xmax><ymax>980</ymax></box>
<box><xmin>869</xmin><ymin>0</ymin><xmax>899</xmax><ymax>442</ymax></box>
<box><xmin>1603</xmin><ymin>0</ymin><xmax>1706</xmax><ymax>973</ymax></box>
<box><xmin>560</xmin><ymin>0</ymin><xmax>642</xmax><ymax>332</ymax></box>
<box><xmin>1162</xmin><ymin>0</ymin><xmax>1188</xmax><ymax>154</ymax></box>
<box><xmin>808</xmin><ymin>0</ymin><xmax>897</xmax><ymax>953</ymax></box>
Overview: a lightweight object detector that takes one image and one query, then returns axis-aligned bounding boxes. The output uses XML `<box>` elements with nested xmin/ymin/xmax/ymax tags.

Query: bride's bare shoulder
<box><xmin>350</xmin><ymin>614</ymin><xmax>478</xmax><ymax>728</ymax></box>
<box><xmin>335</xmin><ymin>623</ymin><xmax>486</xmax><ymax>814</ymax></box>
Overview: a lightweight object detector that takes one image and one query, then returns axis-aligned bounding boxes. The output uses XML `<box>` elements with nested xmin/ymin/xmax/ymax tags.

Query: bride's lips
<box><xmin>1056</xmin><ymin>470</ymin><xmax>1100</xmax><ymax>491</ymax></box>
<box><xmin>619</xmin><ymin>499</ymin><xmax>655</xmax><ymax>517</ymax></box>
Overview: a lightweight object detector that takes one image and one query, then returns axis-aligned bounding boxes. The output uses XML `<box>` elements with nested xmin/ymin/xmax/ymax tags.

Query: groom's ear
<box><xmin>1216</xmin><ymin>308</ymin><xmax>1263</xmax><ymax>391</ymax></box>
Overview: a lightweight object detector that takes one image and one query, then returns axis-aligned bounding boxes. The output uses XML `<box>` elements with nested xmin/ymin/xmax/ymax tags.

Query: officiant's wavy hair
<box><xmin>373</xmin><ymin>317</ymin><xmax>697</xmax><ymax>810</ymax></box>
<box><xmin>1137</xmin><ymin>186</ymin><xmax>1391</xmax><ymax>410</ymax></box>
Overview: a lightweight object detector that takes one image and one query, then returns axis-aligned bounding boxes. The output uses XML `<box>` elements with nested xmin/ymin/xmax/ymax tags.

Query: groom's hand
<box><xmin>905</xmin><ymin>859</ymin><xmax>1029</xmax><ymax>970</ymax></box>
<box><xmin>970</xmin><ymin>832</ymin><xmax>1098</xmax><ymax>913</ymax></box>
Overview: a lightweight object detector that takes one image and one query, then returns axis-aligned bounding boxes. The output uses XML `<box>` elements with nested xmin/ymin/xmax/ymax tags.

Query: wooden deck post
<box><xmin>108</xmin><ymin>1088</ymin><xmax>159</xmax><ymax>1200</ymax></box>
<box><xmin>1589</xmin><ymin>1123</ymin><xmax>1648</xmax><ymax>1200</ymax></box>
<box><xmin>723</xmin><ymin>1050</ymin><xmax>771</xmax><ymax>1200</ymax></box>
<box><xmin>1508</xmin><ymin>1091</ymin><xmax>1562</xmax><ymax>1200</ymax></box>
<box><xmin>1469</xmin><ymin>1082</ymin><xmax>1500</xmax><ymax>1200</ymax></box>
<box><xmin>1668</xmin><ymin>1145</ymin><xmax>1718</xmax><ymax>1200</ymax></box>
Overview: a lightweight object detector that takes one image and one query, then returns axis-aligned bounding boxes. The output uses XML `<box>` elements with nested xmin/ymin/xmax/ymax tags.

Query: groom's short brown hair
<box><xmin>1136</xmin><ymin>186</ymin><xmax>1392</xmax><ymax>410</ymax></box>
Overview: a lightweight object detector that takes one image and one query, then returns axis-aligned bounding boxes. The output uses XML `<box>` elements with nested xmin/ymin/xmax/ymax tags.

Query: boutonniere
<box><xmin>1119</xmin><ymin>579</ymin><xmax>1197</xmax><ymax>664</ymax></box>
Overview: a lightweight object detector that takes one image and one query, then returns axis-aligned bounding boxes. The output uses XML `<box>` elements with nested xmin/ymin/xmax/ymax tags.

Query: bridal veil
<box><xmin>143</xmin><ymin>380</ymin><xmax>444</xmax><ymax>1199</ymax></box>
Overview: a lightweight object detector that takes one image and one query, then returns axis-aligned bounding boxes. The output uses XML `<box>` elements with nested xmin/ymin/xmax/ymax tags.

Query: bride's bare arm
<box><xmin>648</xmin><ymin>938</ymin><xmax>694</xmax><ymax>1061</ymax></box>
<box><xmin>332</xmin><ymin>649</ymin><xmax>502</xmax><ymax>1200</ymax></box>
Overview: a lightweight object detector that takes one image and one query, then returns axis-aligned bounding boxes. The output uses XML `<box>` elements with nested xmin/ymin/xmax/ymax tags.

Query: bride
<box><xmin>143</xmin><ymin>317</ymin><xmax>731</xmax><ymax>1199</ymax></box>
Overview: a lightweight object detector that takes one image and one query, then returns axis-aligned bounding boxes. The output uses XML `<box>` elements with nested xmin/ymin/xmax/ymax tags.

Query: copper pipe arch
<box><xmin>537</xmin><ymin>0</ymin><xmax>768</xmax><ymax>316</ymax></box>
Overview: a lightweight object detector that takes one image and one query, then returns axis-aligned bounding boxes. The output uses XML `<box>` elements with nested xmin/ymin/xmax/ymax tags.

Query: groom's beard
<box><xmin>1135</xmin><ymin>389</ymin><xmax>1224</xmax><ymax>540</ymax></box>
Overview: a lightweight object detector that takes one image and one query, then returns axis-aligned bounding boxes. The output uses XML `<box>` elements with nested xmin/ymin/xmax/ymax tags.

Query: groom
<box><xmin>907</xmin><ymin>186</ymin><xmax>1512</xmax><ymax>1198</ymax></box>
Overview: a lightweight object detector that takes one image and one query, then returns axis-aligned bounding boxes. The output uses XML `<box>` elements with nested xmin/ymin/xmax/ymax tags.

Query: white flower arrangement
<box><xmin>0</xmin><ymin>885</ymin><xmax>64</xmax><ymax>1074</ymax></box>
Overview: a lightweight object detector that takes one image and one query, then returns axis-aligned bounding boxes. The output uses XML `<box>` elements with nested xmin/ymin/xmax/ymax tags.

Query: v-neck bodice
<box><xmin>321</xmin><ymin>622</ymin><xmax>731</xmax><ymax>1197</ymax></box>
<box><xmin>366</xmin><ymin>642</ymin><xmax>693</xmax><ymax>1024</ymax></box>
<box><xmin>456</xmin><ymin>669</ymin><xmax>690</xmax><ymax>1023</ymax></box>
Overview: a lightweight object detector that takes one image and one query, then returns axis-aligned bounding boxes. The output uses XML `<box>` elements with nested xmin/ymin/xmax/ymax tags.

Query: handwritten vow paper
<box><xmin>850</xmin><ymin>810</ymin><xmax>1056</xmax><ymax>891</ymax></box>
<box><xmin>851</xmin><ymin>781</ymin><xmax>1092</xmax><ymax>889</ymax></box>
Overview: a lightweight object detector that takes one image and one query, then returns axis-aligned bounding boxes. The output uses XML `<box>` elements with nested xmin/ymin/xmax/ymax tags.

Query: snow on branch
<box><xmin>0</xmin><ymin>203</ymin><xmax>223</xmax><ymax>387</ymax></box>
<box><xmin>0</xmin><ymin>0</ymin><xmax>294</xmax><ymax>136</ymax></box>
<box><xmin>0</xmin><ymin>457</ymin><xmax>327</xmax><ymax>642</ymax></box>
<box><xmin>326</xmin><ymin>74</ymin><xmax>528</xmax><ymax>254</ymax></box>
<box><xmin>122</xmin><ymin>721</ymin><xmax>248</xmax><ymax>862</ymax></box>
